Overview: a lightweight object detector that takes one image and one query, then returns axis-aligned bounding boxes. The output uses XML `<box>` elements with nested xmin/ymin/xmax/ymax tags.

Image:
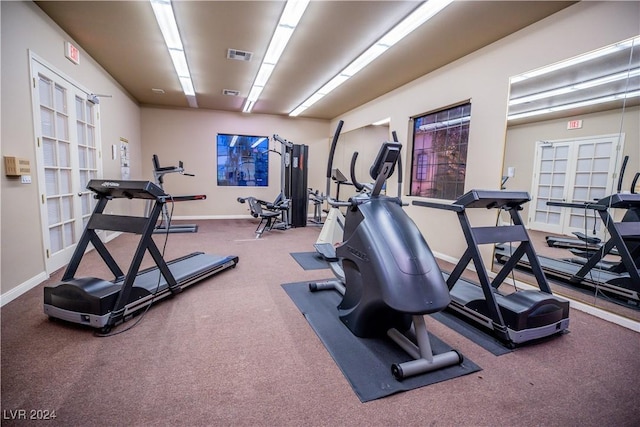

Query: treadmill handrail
<box><xmin>546</xmin><ymin>200</ymin><xmax>608</xmax><ymax>211</ymax></box>
<box><xmin>412</xmin><ymin>200</ymin><xmax>464</xmax><ymax>212</ymax></box>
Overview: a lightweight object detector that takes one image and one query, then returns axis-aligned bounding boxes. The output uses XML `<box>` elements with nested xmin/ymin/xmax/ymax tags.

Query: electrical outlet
<box><xmin>21</xmin><ymin>175</ymin><xmax>32</xmax><ymax>184</ymax></box>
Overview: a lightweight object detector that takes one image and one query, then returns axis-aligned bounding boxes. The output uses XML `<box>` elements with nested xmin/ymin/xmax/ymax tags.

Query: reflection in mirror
<box><xmin>331</xmin><ymin>123</ymin><xmax>391</xmax><ymax>202</ymax></box>
<box><xmin>497</xmin><ymin>36</ymin><xmax>640</xmax><ymax>322</ymax></box>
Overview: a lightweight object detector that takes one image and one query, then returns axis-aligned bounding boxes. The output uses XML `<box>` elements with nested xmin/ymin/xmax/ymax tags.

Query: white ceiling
<box><xmin>35</xmin><ymin>1</ymin><xmax>581</xmax><ymax>120</ymax></box>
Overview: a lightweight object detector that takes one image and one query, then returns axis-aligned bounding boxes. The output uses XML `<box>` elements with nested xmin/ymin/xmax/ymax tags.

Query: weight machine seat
<box><xmin>246</xmin><ymin>197</ymin><xmax>281</xmax><ymax>220</ymax></box>
<box><xmin>241</xmin><ymin>196</ymin><xmax>286</xmax><ymax>237</ymax></box>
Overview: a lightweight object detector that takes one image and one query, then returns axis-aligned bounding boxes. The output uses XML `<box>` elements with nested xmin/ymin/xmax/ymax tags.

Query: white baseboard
<box><xmin>170</xmin><ymin>215</ymin><xmax>253</xmax><ymax>220</ymax></box>
<box><xmin>1</xmin><ymin>232</ymin><xmax>121</xmax><ymax>307</ymax></box>
<box><xmin>1</xmin><ymin>271</ymin><xmax>48</xmax><ymax>307</ymax></box>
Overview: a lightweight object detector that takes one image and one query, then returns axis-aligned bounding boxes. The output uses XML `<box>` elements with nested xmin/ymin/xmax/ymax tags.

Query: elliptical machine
<box><xmin>310</xmin><ymin>121</ymin><xmax>462</xmax><ymax>380</ymax></box>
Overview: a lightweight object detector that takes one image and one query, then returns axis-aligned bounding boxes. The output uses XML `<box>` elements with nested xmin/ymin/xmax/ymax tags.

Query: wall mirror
<box><xmin>330</xmin><ymin>124</ymin><xmax>392</xmax><ymax>201</ymax></box>
<box><xmin>497</xmin><ymin>36</ymin><xmax>640</xmax><ymax>322</ymax></box>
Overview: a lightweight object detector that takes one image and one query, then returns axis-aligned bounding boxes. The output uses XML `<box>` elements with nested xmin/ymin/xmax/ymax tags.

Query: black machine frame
<box><xmin>148</xmin><ymin>154</ymin><xmax>205</xmax><ymax>234</ymax></box>
<box><xmin>496</xmin><ymin>193</ymin><xmax>640</xmax><ymax>303</ymax></box>
<box><xmin>414</xmin><ymin>190</ymin><xmax>570</xmax><ymax>347</ymax></box>
<box><xmin>44</xmin><ymin>179</ymin><xmax>238</xmax><ymax>332</ymax></box>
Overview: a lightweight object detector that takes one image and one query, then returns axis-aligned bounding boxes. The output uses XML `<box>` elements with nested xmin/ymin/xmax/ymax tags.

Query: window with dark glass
<box><xmin>216</xmin><ymin>134</ymin><xmax>269</xmax><ymax>186</ymax></box>
<box><xmin>410</xmin><ymin>102</ymin><xmax>471</xmax><ymax>199</ymax></box>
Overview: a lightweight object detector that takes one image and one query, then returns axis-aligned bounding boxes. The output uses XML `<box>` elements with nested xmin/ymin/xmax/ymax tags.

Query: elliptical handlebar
<box><xmin>391</xmin><ymin>130</ymin><xmax>403</xmax><ymax>202</ymax></box>
<box><xmin>325</xmin><ymin>120</ymin><xmax>347</xmax><ymax>207</ymax></box>
<box><xmin>350</xmin><ymin>152</ymin><xmax>365</xmax><ymax>192</ymax></box>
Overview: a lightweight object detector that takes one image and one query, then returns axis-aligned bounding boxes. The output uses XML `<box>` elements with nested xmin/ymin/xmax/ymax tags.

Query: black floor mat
<box><xmin>290</xmin><ymin>252</ymin><xmax>330</xmax><ymax>270</ymax></box>
<box><xmin>430</xmin><ymin>311</ymin><xmax>512</xmax><ymax>356</ymax></box>
<box><xmin>282</xmin><ymin>280</ymin><xmax>481</xmax><ymax>402</ymax></box>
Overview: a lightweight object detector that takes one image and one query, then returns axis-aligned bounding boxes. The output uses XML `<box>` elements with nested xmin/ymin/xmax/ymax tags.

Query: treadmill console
<box><xmin>87</xmin><ymin>180</ymin><xmax>167</xmax><ymax>200</ymax></box>
<box><xmin>455</xmin><ymin>189</ymin><xmax>530</xmax><ymax>209</ymax></box>
<box><xmin>598</xmin><ymin>193</ymin><xmax>640</xmax><ymax>209</ymax></box>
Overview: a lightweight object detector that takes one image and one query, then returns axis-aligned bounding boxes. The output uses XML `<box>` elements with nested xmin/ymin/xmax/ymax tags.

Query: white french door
<box><xmin>529</xmin><ymin>135</ymin><xmax>623</xmax><ymax>239</ymax></box>
<box><xmin>30</xmin><ymin>56</ymin><xmax>102</xmax><ymax>273</ymax></box>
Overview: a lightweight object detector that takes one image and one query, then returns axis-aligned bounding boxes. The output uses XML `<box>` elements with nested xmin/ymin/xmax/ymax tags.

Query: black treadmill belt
<box><xmin>496</xmin><ymin>245</ymin><xmax>623</xmax><ymax>285</ymax></box>
<box><xmin>125</xmin><ymin>253</ymin><xmax>236</xmax><ymax>293</ymax></box>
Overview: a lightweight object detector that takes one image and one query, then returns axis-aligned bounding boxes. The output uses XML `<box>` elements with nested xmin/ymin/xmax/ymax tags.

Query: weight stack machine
<box><xmin>286</xmin><ymin>143</ymin><xmax>308</xmax><ymax>227</ymax></box>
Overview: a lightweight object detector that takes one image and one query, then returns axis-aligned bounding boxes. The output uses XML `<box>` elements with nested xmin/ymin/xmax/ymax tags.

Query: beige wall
<box><xmin>1</xmin><ymin>1</ymin><xmax>142</xmax><ymax>296</ymax></box>
<box><xmin>334</xmin><ymin>1</ymin><xmax>640</xmax><ymax>263</ymax></box>
<box><xmin>140</xmin><ymin>107</ymin><xmax>329</xmax><ymax>218</ymax></box>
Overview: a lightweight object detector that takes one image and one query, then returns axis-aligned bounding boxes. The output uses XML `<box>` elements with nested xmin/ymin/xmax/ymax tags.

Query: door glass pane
<box><xmin>552</xmin><ymin>173</ymin><xmax>565</xmax><ymax>185</ymax></box>
<box><xmin>61</xmin><ymin>196</ymin><xmax>73</xmax><ymax>221</ymax></box>
<box><xmin>75</xmin><ymin>96</ymin><xmax>84</xmax><ymax>121</ymax></box>
<box><xmin>548</xmin><ymin>212</ymin><xmax>561</xmax><ymax>225</ymax></box>
<box><xmin>77</xmin><ymin>122</ymin><xmax>85</xmax><ymax>145</ymax></box>
<box><xmin>55</xmin><ymin>84</ymin><xmax>66</xmax><ymax>113</ymax></box>
<box><xmin>573</xmin><ymin>187</ymin><xmax>588</xmax><ymax>200</ymax></box>
<box><xmin>577</xmin><ymin>144</ymin><xmax>594</xmax><ymax>157</ymax></box>
<box><xmin>39</xmin><ymin>76</ymin><xmax>52</xmax><ymax>107</ymax></box>
<box><xmin>87</xmin><ymin>103</ymin><xmax>94</xmax><ymax>125</ymax></box>
<box><xmin>56</xmin><ymin>113</ymin><xmax>68</xmax><ymax>140</ymax></box>
<box><xmin>63</xmin><ymin>222</ymin><xmax>75</xmax><ymax>246</ymax></box>
<box><xmin>43</xmin><ymin>139</ymin><xmax>56</xmax><ymax>166</ymax></box>
<box><xmin>87</xmin><ymin>126</ymin><xmax>95</xmax><ymax>147</ymax></box>
<box><xmin>556</xmin><ymin>146</ymin><xmax>569</xmax><ymax>158</ymax></box>
<box><xmin>541</xmin><ymin>147</ymin><xmax>553</xmax><ymax>160</ymax></box>
<box><xmin>49</xmin><ymin>226</ymin><xmax>63</xmax><ymax>253</ymax></box>
<box><xmin>59</xmin><ymin>169</ymin><xmax>72</xmax><ymax>193</ymax></box>
<box><xmin>81</xmin><ymin>193</ymin><xmax>92</xmax><ymax>216</ymax></box>
<box><xmin>58</xmin><ymin>141</ymin><xmax>70</xmax><ymax>167</ymax></box>
<box><xmin>79</xmin><ymin>170</ymin><xmax>88</xmax><ymax>189</ymax></box>
<box><xmin>576</xmin><ymin>159</ymin><xmax>591</xmax><ymax>171</ymax></box>
<box><xmin>45</xmin><ymin>169</ymin><xmax>58</xmax><ymax>195</ymax></box>
<box><xmin>593</xmin><ymin>158</ymin><xmax>609</xmax><ymax>171</ymax></box>
<box><xmin>47</xmin><ymin>198</ymin><xmax>61</xmax><ymax>224</ymax></box>
<box><xmin>594</xmin><ymin>142</ymin><xmax>611</xmax><ymax>157</ymax></box>
<box><xmin>550</xmin><ymin>186</ymin><xmax>564</xmax><ymax>198</ymax></box>
<box><xmin>40</xmin><ymin>107</ymin><xmax>54</xmax><ymax>137</ymax></box>
<box><xmin>553</xmin><ymin>160</ymin><xmax>567</xmax><ymax>172</ymax></box>
<box><xmin>590</xmin><ymin>187</ymin><xmax>607</xmax><ymax>200</ymax></box>
<box><xmin>574</xmin><ymin>173</ymin><xmax>589</xmax><ymax>186</ymax></box>
<box><xmin>87</xmin><ymin>148</ymin><xmax>96</xmax><ymax>168</ymax></box>
<box><xmin>78</xmin><ymin>147</ymin><xmax>86</xmax><ymax>168</ymax></box>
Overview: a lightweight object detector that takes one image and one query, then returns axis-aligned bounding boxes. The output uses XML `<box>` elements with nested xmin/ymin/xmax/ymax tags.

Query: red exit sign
<box><xmin>65</xmin><ymin>41</ymin><xmax>80</xmax><ymax>65</ymax></box>
<box><xmin>567</xmin><ymin>119</ymin><xmax>583</xmax><ymax>129</ymax></box>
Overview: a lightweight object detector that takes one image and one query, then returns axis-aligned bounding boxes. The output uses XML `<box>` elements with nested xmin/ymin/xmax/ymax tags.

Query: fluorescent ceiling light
<box><xmin>509</xmin><ymin>68</ymin><xmax>640</xmax><ymax>106</ymax></box>
<box><xmin>418</xmin><ymin>115</ymin><xmax>470</xmax><ymax>131</ymax></box>
<box><xmin>243</xmin><ymin>0</ymin><xmax>310</xmax><ymax>113</ymax></box>
<box><xmin>507</xmin><ymin>90</ymin><xmax>640</xmax><ymax>121</ymax></box>
<box><xmin>511</xmin><ymin>35</ymin><xmax>640</xmax><ymax>84</ymax></box>
<box><xmin>289</xmin><ymin>0</ymin><xmax>453</xmax><ymax>117</ymax></box>
<box><xmin>169</xmin><ymin>50</ymin><xmax>191</xmax><ymax>77</ymax></box>
<box><xmin>150</xmin><ymin>0</ymin><xmax>197</xmax><ymax>107</ymax></box>
<box><xmin>229</xmin><ymin>135</ymin><xmax>239</xmax><ymax>147</ymax></box>
<box><xmin>150</xmin><ymin>0</ymin><xmax>182</xmax><ymax>50</ymax></box>
<box><xmin>251</xmin><ymin>137</ymin><xmax>268</xmax><ymax>148</ymax></box>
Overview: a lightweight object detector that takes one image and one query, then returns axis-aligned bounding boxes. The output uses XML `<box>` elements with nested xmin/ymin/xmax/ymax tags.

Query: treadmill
<box><xmin>149</xmin><ymin>154</ymin><xmax>202</xmax><ymax>234</ymax></box>
<box><xmin>545</xmin><ymin>231</ymin><xmax>602</xmax><ymax>251</ymax></box>
<box><xmin>495</xmin><ymin>193</ymin><xmax>640</xmax><ymax>303</ymax></box>
<box><xmin>44</xmin><ymin>179</ymin><xmax>239</xmax><ymax>332</ymax></box>
<box><xmin>413</xmin><ymin>190</ymin><xmax>569</xmax><ymax>347</ymax></box>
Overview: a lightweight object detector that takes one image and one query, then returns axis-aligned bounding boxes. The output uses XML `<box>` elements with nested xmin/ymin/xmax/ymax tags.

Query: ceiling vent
<box><xmin>227</xmin><ymin>49</ymin><xmax>253</xmax><ymax>62</ymax></box>
<box><xmin>222</xmin><ymin>89</ymin><xmax>240</xmax><ymax>96</ymax></box>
